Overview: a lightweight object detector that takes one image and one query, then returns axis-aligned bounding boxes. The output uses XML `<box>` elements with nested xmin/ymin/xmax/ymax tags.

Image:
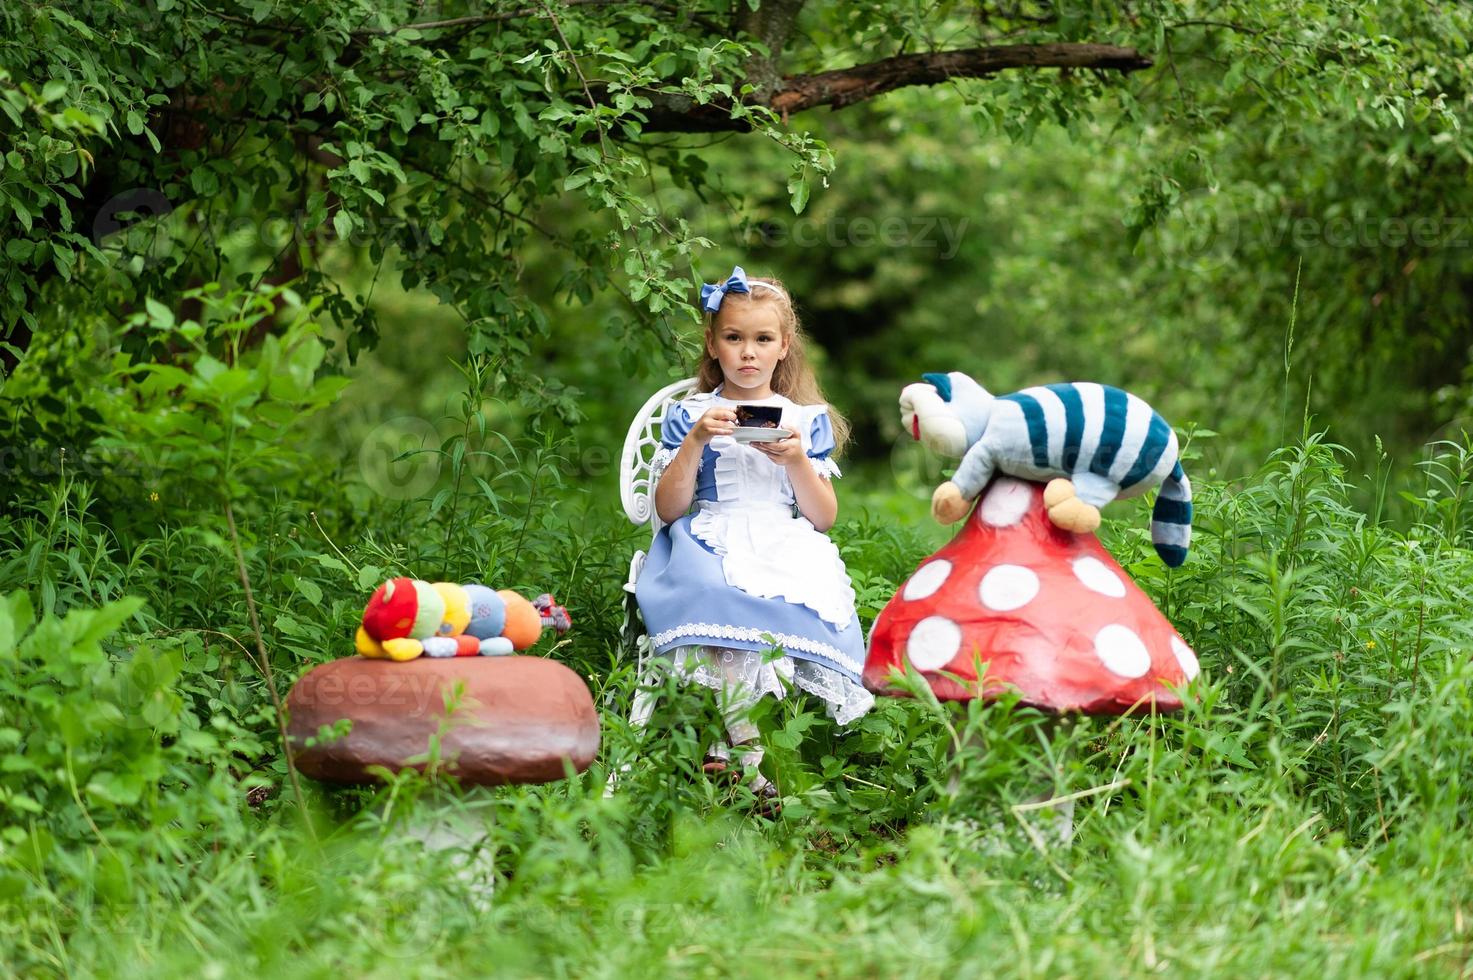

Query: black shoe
<box><xmin>749</xmin><ymin>775</ymin><xmax>781</xmax><ymax>819</ymax></box>
<box><xmin>703</xmin><ymin>754</ymin><xmax>734</xmax><ymax>779</ymax></box>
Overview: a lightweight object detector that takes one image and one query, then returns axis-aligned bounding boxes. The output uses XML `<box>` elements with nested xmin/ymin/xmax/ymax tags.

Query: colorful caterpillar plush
<box><xmin>900</xmin><ymin>371</ymin><xmax>1193</xmax><ymax>566</ymax></box>
<box><xmin>355</xmin><ymin>578</ymin><xmax>572</xmax><ymax>662</ymax></box>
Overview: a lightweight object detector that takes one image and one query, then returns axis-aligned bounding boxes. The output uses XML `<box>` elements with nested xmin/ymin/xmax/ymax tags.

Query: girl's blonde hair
<box><xmin>695</xmin><ymin>274</ymin><xmax>850</xmax><ymax>456</ymax></box>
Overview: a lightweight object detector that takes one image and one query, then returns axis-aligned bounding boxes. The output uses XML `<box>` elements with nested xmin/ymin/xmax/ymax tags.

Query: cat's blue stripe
<box><xmin>1121</xmin><ymin>412</ymin><xmax>1171</xmax><ymax>489</ymax></box>
<box><xmin>1091</xmin><ymin>386</ymin><xmax>1129</xmax><ymax>476</ymax></box>
<box><xmin>1051</xmin><ymin>383</ymin><xmax>1085</xmax><ymax>471</ymax></box>
<box><xmin>1155</xmin><ymin>545</ymin><xmax>1188</xmax><ymax>567</ymax></box>
<box><xmin>1154</xmin><ymin>496</ymin><xmax>1192</xmax><ymax>525</ymax></box>
<box><xmin>922</xmin><ymin>373</ymin><xmax>953</xmax><ymax>402</ymax></box>
<box><xmin>1004</xmin><ymin>393</ymin><xmax>1051</xmax><ymax>469</ymax></box>
<box><xmin>1161</xmin><ymin>460</ymin><xmax>1189</xmax><ymax>497</ymax></box>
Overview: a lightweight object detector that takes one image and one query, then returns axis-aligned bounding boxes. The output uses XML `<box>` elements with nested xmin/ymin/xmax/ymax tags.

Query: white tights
<box><xmin>691</xmin><ymin>645</ymin><xmax>765</xmax><ymax>771</ymax></box>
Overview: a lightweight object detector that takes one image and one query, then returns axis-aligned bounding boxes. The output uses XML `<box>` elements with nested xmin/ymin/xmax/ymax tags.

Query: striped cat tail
<box><xmin>1151</xmin><ymin>461</ymin><xmax>1193</xmax><ymax>567</ymax></box>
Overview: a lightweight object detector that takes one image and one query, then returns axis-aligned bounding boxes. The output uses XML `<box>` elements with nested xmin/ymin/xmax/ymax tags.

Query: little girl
<box><xmin>635</xmin><ymin>266</ymin><xmax>874</xmax><ymax>810</ymax></box>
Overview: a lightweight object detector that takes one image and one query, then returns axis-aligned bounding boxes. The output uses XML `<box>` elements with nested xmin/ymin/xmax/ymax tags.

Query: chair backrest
<box><xmin>620</xmin><ymin>377</ymin><xmax>699</xmax><ymax>529</ymax></box>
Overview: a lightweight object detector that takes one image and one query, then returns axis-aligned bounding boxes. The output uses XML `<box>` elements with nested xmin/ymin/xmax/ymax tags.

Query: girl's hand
<box><xmin>754</xmin><ymin>433</ymin><xmax>805</xmax><ymax>467</ymax></box>
<box><xmin>688</xmin><ymin>407</ymin><xmax>737</xmax><ymax>445</ymax></box>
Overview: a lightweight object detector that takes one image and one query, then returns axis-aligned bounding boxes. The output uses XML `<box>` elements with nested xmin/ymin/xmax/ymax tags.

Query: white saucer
<box><xmin>730</xmin><ymin>427</ymin><xmax>795</xmax><ymax>443</ymax></box>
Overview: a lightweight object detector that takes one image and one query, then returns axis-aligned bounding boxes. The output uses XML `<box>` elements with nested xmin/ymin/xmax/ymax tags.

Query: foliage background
<box><xmin>2</xmin><ymin>1</ymin><xmax>1472</xmax><ymax>975</ymax></box>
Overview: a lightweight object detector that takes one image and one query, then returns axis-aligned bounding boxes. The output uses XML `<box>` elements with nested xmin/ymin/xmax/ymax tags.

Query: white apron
<box><xmin>687</xmin><ymin>424</ymin><xmax>856</xmax><ymax>628</ymax></box>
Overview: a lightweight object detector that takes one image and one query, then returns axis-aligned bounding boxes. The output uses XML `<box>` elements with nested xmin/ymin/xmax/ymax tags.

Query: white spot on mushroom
<box><xmin>1072</xmin><ymin>556</ymin><xmax>1126</xmax><ymax>598</ymax></box>
<box><xmin>1094</xmin><ymin>624</ymin><xmax>1151</xmax><ymax>678</ymax></box>
<box><xmin>978</xmin><ymin>564</ymin><xmax>1039</xmax><ymax>611</ymax></box>
<box><xmin>903</xmin><ymin>560</ymin><xmax>953</xmax><ymax>601</ymax></box>
<box><xmin>1171</xmin><ymin>636</ymin><xmax>1200</xmax><ymax>680</ymax></box>
<box><xmin>978</xmin><ymin>477</ymin><xmax>1033</xmax><ymax>527</ymax></box>
<box><xmin>907</xmin><ymin>616</ymin><xmax>962</xmax><ymax>672</ymax></box>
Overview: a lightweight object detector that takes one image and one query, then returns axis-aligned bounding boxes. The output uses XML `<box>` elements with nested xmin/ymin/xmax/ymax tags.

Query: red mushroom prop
<box><xmin>865</xmin><ymin>476</ymin><xmax>1199</xmax><ymax>714</ymax></box>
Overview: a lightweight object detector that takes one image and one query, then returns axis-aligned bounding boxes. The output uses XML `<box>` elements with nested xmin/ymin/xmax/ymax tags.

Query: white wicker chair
<box><xmin>607</xmin><ymin>377</ymin><xmax>700</xmax><ymax>793</ymax></box>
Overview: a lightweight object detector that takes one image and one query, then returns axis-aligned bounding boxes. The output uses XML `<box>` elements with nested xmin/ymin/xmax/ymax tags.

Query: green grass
<box><xmin>3</xmin><ymin>407</ymin><xmax>1472</xmax><ymax>976</ymax></box>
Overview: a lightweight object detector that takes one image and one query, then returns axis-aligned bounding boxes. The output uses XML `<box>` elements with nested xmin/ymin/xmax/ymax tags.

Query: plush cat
<box><xmin>900</xmin><ymin>372</ymin><xmax>1192</xmax><ymax>566</ymax></box>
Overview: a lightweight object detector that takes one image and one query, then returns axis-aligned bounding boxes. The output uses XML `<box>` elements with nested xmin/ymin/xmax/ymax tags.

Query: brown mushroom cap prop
<box><xmin>287</xmin><ymin>656</ymin><xmax>600</xmax><ymax>785</ymax></box>
<box><xmin>865</xmin><ymin>477</ymin><xmax>1199</xmax><ymax>714</ymax></box>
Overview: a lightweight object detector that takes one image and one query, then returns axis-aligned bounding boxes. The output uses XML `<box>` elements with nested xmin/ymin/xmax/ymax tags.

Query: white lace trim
<box><xmin>649</xmin><ymin>622</ymin><xmax>863</xmax><ymax>676</ymax></box>
<box><xmin>809</xmin><ymin>456</ymin><xmax>841</xmax><ymax>479</ymax></box>
<box><xmin>791</xmin><ymin>403</ymin><xmax>840</xmax><ymax>478</ymax></box>
<box><xmin>651</xmin><ymin>444</ymin><xmax>706</xmax><ymax>478</ymax></box>
<box><xmin>657</xmin><ymin>393</ymin><xmax>718</xmax><ymax>475</ymax></box>
<box><xmin>681</xmin><ymin>392</ymin><xmax>716</xmax><ymax>412</ymax></box>
<box><xmin>661</xmin><ymin>645</ymin><xmax>875</xmax><ymax>726</ymax></box>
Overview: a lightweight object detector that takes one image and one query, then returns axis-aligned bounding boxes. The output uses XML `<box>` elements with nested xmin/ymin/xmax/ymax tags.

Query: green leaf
<box><xmin>86</xmin><ymin>771</ymin><xmax>143</xmax><ymax>806</ymax></box>
<box><xmin>41</xmin><ymin>80</ymin><xmax>66</xmax><ymax>103</ymax></box>
<box><xmin>177</xmin><ymin>731</ymin><xmax>219</xmax><ymax>755</ymax></box>
<box><xmin>69</xmin><ymin>596</ymin><xmax>145</xmax><ymax>652</ymax></box>
<box><xmin>193</xmin><ymin>353</ymin><xmax>227</xmax><ymax>384</ymax></box>
<box><xmin>0</xmin><ymin>591</ymin><xmax>34</xmax><ymax>656</ymax></box>
<box><xmin>272</xmin><ymin>613</ymin><xmax>311</xmax><ymax>638</ymax></box>
<box><xmin>51</xmin><ymin>242</ymin><xmax>75</xmax><ymax>280</ymax></box>
<box><xmin>787</xmin><ymin>170</ymin><xmax>810</xmax><ymax>214</ymax></box>
<box><xmin>296</xmin><ymin>577</ymin><xmax>323</xmax><ymax>606</ymax></box>
<box><xmin>61</xmin><ymin>106</ymin><xmax>99</xmax><ymax>132</ymax></box>
<box><xmin>46</xmin><ymin>8</ymin><xmax>97</xmax><ymax>39</ymax></box>
<box><xmin>315</xmin><ymin>554</ymin><xmax>351</xmax><ymax>576</ymax></box>
<box><xmin>1</xmin><ymin>752</ymin><xmax>37</xmax><ymax>773</ymax></box>
<box><xmin>145</xmin><ymin>297</ymin><xmax>175</xmax><ymax>329</ymax></box>
<box><xmin>768</xmin><ymin>728</ymin><xmax>801</xmax><ymax>750</ymax></box>
<box><xmin>189</xmin><ymin>166</ymin><xmax>219</xmax><ymax>196</ymax></box>
<box><xmin>126</xmin><ymin>109</ymin><xmax>144</xmax><ymax>135</ymax></box>
<box><xmin>333</xmin><ymin>211</ymin><xmax>353</xmax><ymax>241</ymax></box>
<box><xmin>4</xmin><ymin>793</ymin><xmax>43</xmax><ymax>815</ymax></box>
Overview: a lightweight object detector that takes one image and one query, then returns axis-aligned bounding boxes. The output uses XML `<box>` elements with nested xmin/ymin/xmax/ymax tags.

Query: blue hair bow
<box><xmin>699</xmin><ymin>265</ymin><xmax>750</xmax><ymax>313</ymax></box>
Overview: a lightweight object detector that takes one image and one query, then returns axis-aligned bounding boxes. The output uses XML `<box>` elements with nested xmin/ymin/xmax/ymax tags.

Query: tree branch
<box><xmin>2</xmin><ymin>30</ymin><xmax>1151</xmax><ymax>372</ymax></box>
<box><xmin>770</xmin><ymin>42</ymin><xmax>1153</xmax><ymax>114</ymax></box>
<box><xmin>632</xmin><ymin>41</ymin><xmax>1153</xmax><ymax>132</ymax></box>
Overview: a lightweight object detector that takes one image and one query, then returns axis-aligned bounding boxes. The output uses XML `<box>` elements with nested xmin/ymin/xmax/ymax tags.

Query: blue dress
<box><xmin>635</xmin><ymin>390</ymin><xmax>874</xmax><ymax>724</ymax></box>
